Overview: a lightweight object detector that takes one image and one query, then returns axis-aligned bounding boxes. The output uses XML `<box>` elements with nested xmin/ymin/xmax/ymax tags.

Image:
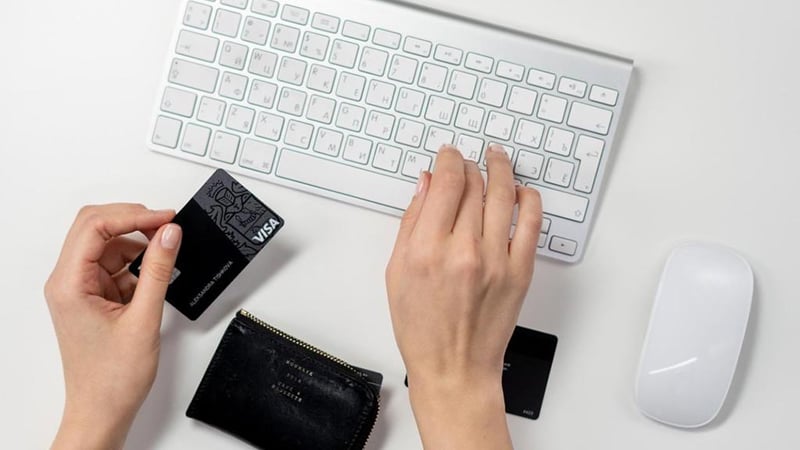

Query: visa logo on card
<box><xmin>130</xmin><ymin>169</ymin><xmax>284</xmax><ymax>320</ymax></box>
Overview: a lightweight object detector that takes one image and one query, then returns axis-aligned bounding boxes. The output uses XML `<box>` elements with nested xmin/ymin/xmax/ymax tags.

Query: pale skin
<box><xmin>46</xmin><ymin>145</ymin><xmax>541</xmax><ymax>449</ymax></box>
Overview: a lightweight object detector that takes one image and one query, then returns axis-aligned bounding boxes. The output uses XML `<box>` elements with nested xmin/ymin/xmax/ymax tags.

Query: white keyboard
<box><xmin>148</xmin><ymin>0</ymin><xmax>633</xmax><ymax>263</ymax></box>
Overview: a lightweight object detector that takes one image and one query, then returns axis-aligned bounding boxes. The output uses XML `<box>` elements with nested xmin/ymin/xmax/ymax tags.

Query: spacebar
<box><xmin>276</xmin><ymin>149</ymin><xmax>416</xmax><ymax>211</ymax></box>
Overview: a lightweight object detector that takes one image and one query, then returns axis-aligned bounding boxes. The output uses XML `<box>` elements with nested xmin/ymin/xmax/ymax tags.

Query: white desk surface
<box><xmin>2</xmin><ymin>0</ymin><xmax>799</xmax><ymax>448</ymax></box>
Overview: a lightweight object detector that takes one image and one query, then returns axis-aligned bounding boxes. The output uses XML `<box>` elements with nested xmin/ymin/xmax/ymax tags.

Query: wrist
<box><xmin>52</xmin><ymin>402</ymin><xmax>132</xmax><ymax>450</ymax></box>
<box><xmin>408</xmin><ymin>370</ymin><xmax>511</xmax><ymax>450</ymax></box>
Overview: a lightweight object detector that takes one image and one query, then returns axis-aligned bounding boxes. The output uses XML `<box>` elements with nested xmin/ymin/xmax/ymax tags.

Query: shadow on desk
<box><xmin>125</xmin><ymin>238</ymin><xmax>299</xmax><ymax>449</ymax></box>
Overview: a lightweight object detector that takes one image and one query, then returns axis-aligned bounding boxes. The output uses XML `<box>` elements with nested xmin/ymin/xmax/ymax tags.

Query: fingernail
<box><xmin>416</xmin><ymin>172</ymin><xmax>428</xmax><ymax>195</ymax></box>
<box><xmin>160</xmin><ymin>224</ymin><xmax>182</xmax><ymax>250</ymax></box>
<box><xmin>489</xmin><ymin>144</ymin><xmax>508</xmax><ymax>158</ymax></box>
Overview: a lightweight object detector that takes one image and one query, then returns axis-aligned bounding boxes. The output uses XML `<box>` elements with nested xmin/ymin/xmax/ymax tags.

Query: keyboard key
<box><xmin>342</xmin><ymin>21</ymin><xmax>370</xmax><ymax>41</ymax></box>
<box><xmin>312</xmin><ymin>13</ymin><xmax>340</xmax><ymax>33</ymax></box>
<box><xmin>251</xmin><ymin>0</ymin><xmax>279</xmax><ymax>17</ymax></box>
<box><xmin>226</xmin><ymin>104</ymin><xmax>255</xmax><ymax>133</ymax></box>
<box><xmin>424</xmin><ymin>96</ymin><xmax>455</xmax><ymax>125</ymax></box>
<box><xmin>220</xmin><ymin>41</ymin><xmax>248</xmax><ymax>69</ymax></box>
<box><xmin>282</xmin><ymin>5</ymin><xmax>310</xmax><ymax>25</ymax></box>
<box><xmin>549</xmin><ymin>236</ymin><xmax>577</xmax><ymax>256</ymax></box>
<box><xmin>544</xmin><ymin>158</ymin><xmax>574</xmax><ymax>187</ymax></box>
<box><xmin>197</xmin><ymin>97</ymin><xmax>226</xmax><ymax>125</ymax></box>
<box><xmin>538</xmin><ymin>234</ymin><xmax>547</xmax><ymax>248</ymax></box>
<box><xmin>477</xmin><ymin>79</ymin><xmax>507</xmax><ymax>107</ymax></box>
<box><xmin>285</xmin><ymin>120</ymin><xmax>314</xmax><ymax>148</ymax></box>
<box><xmin>395</xmin><ymin>88</ymin><xmax>425</xmax><ymax>117</ymax></box>
<box><xmin>433</xmin><ymin>45</ymin><xmax>463</xmax><ymax>65</ymax></box>
<box><xmin>401</xmin><ymin>151</ymin><xmax>432</xmax><ymax>178</ymax></box>
<box><xmin>277</xmin><ymin>87</ymin><xmax>307</xmax><ymax>116</ymax></box>
<box><xmin>276</xmin><ymin>149</ymin><xmax>415</xmax><ymax>210</ymax></box>
<box><xmin>373</xmin><ymin>144</ymin><xmax>402</xmax><ymax>172</ymax></box>
<box><xmin>418</xmin><ymin>63</ymin><xmax>448</xmax><ymax>92</ymax></box>
<box><xmin>465</xmin><ymin>52</ymin><xmax>494</xmax><ymax>74</ymax></box>
<box><xmin>424</xmin><ymin>126</ymin><xmax>454</xmax><ymax>152</ymax></box>
<box><xmin>239</xmin><ymin>139</ymin><xmax>278</xmax><ymax>174</ymax></box>
<box><xmin>589</xmin><ymin>85</ymin><xmax>618</xmax><ymax>106</ymax></box>
<box><xmin>307</xmin><ymin>95</ymin><xmax>336</xmax><ymax>124</ymax></box>
<box><xmin>330</xmin><ymin>39</ymin><xmax>359</xmax><ymax>68</ymax></box>
<box><xmin>574</xmin><ymin>135</ymin><xmax>604</xmax><ymax>193</ymax></box>
<box><xmin>169</xmin><ymin>58</ymin><xmax>219</xmax><ymax>93</ymax></box>
<box><xmin>249</xmin><ymin>49</ymin><xmax>278</xmax><ymax>77</ymax></box>
<box><xmin>485</xmin><ymin>111</ymin><xmax>514</xmax><ymax>141</ymax></box>
<box><xmin>219</xmin><ymin>72</ymin><xmax>249</xmax><ymax>100</ymax></box>
<box><xmin>365</xmin><ymin>110</ymin><xmax>395</xmax><ymax>139</ymax></box>
<box><xmin>336</xmin><ymin>103</ymin><xmax>365</xmax><ymax>131</ymax></box>
<box><xmin>248</xmin><ymin>79</ymin><xmax>277</xmax><ymax>108</ymax></box>
<box><xmin>176</xmin><ymin>30</ymin><xmax>219</xmax><ymax>63</ymax></box>
<box><xmin>277</xmin><ymin>56</ymin><xmax>307</xmax><ymax>85</ymax></box>
<box><xmin>527</xmin><ymin>183</ymin><xmax>588</xmax><ymax>222</ymax></box>
<box><xmin>271</xmin><ymin>24</ymin><xmax>301</xmax><ymax>53</ymax></box>
<box><xmin>514</xmin><ymin>119</ymin><xmax>545</xmax><ymax>148</ymax></box>
<box><xmin>307</xmin><ymin>64</ymin><xmax>337</xmax><ymax>93</ymax></box>
<box><xmin>343</xmin><ymin>136</ymin><xmax>373</xmax><ymax>164</ymax></box>
<box><xmin>359</xmin><ymin>47</ymin><xmax>389</xmax><ymax>76</ymax></box>
<box><xmin>567</xmin><ymin>102</ymin><xmax>612</xmax><ymax>135</ymax></box>
<box><xmin>527</xmin><ymin>69</ymin><xmax>556</xmax><ymax>89</ymax></box>
<box><xmin>507</xmin><ymin>86</ymin><xmax>537</xmax><ymax>115</ymax></box>
<box><xmin>403</xmin><ymin>36</ymin><xmax>432</xmax><ymax>57</ymax></box>
<box><xmin>537</xmin><ymin>94</ymin><xmax>567</xmax><ymax>123</ymax></box>
<box><xmin>544</xmin><ymin>127</ymin><xmax>574</xmax><ymax>156</ymax></box>
<box><xmin>395</xmin><ymin>118</ymin><xmax>425</xmax><ymax>148</ymax></box>
<box><xmin>455</xmin><ymin>135</ymin><xmax>484</xmax><ymax>162</ymax></box>
<box><xmin>183</xmin><ymin>1</ymin><xmax>213</xmax><ymax>30</ymax></box>
<box><xmin>514</xmin><ymin>150</ymin><xmax>544</xmax><ymax>179</ymax></box>
<box><xmin>241</xmin><ymin>16</ymin><xmax>270</xmax><ymax>45</ymax></box>
<box><xmin>181</xmin><ymin>123</ymin><xmax>211</xmax><ymax>156</ymax></box>
<box><xmin>313</xmin><ymin>128</ymin><xmax>343</xmax><ymax>156</ymax></box>
<box><xmin>365</xmin><ymin>80</ymin><xmax>395</xmax><ymax>109</ymax></box>
<box><xmin>541</xmin><ymin>217</ymin><xmax>551</xmax><ymax>233</ymax></box>
<box><xmin>496</xmin><ymin>61</ymin><xmax>524</xmax><ymax>81</ymax></box>
<box><xmin>152</xmin><ymin>116</ymin><xmax>182</xmax><ymax>148</ymax></box>
<box><xmin>447</xmin><ymin>70</ymin><xmax>477</xmax><ymax>99</ymax></box>
<box><xmin>160</xmin><ymin>87</ymin><xmax>197</xmax><ymax>117</ymax></box>
<box><xmin>221</xmin><ymin>0</ymin><xmax>248</xmax><ymax>9</ymax></box>
<box><xmin>254</xmin><ymin>111</ymin><xmax>284</xmax><ymax>141</ymax></box>
<box><xmin>213</xmin><ymin>9</ymin><xmax>242</xmax><ymax>37</ymax></box>
<box><xmin>300</xmin><ymin>32</ymin><xmax>330</xmax><ymax>61</ymax></box>
<box><xmin>336</xmin><ymin>72</ymin><xmax>366</xmax><ymax>101</ymax></box>
<box><xmin>558</xmin><ymin>77</ymin><xmax>587</xmax><ymax>98</ymax></box>
<box><xmin>373</xmin><ymin>29</ymin><xmax>401</xmax><ymax>49</ymax></box>
<box><xmin>210</xmin><ymin>131</ymin><xmax>240</xmax><ymax>163</ymax></box>
<box><xmin>388</xmin><ymin>55</ymin><xmax>418</xmax><ymax>84</ymax></box>
<box><xmin>455</xmin><ymin>104</ymin><xmax>485</xmax><ymax>133</ymax></box>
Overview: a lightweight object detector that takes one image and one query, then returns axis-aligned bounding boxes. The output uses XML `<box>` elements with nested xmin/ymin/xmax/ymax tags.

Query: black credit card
<box><xmin>351</xmin><ymin>365</ymin><xmax>384</xmax><ymax>394</ymax></box>
<box><xmin>404</xmin><ymin>325</ymin><xmax>557</xmax><ymax>420</ymax></box>
<box><xmin>129</xmin><ymin>169</ymin><xmax>284</xmax><ymax>320</ymax></box>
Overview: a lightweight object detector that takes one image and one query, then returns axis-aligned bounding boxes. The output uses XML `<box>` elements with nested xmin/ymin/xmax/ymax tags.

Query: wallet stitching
<box><xmin>233</xmin><ymin>316</ymin><xmax>378</xmax><ymax>450</ymax></box>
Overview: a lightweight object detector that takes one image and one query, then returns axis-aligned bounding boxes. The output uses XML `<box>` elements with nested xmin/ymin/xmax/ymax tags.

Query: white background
<box><xmin>1</xmin><ymin>0</ymin><xmax>799</xmax><ymax>448</ymax></box>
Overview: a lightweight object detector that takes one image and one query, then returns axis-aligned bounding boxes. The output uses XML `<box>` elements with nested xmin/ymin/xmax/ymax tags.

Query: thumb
<box><xmin>130</xmin><ymin>223</ymin><xmax>182</xmax><ymax>322</ymax></box>
<box><xmin>393</xmin><ymin>171</ymin><xmax>430</xmax><ymax>253</ymax></box>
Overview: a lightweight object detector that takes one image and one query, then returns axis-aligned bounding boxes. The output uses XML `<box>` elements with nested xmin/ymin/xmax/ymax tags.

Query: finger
<box><xmin>483</xmin><ymin>145</ymin><xmax>516</xmax><ymax>249</ymax></box>
<box><xmin>510</xmin><ymin>186</ymin><xmax>543</xmax><ymax>276</ymax></box>
<box><xmin>63</xmin><ymin>204</ymin><xmax>175</xmax><ymax>265</ymax></box>
<box><xmin>129</xmin><ymin>224</ymin><xmax>182</xmax><ymax>323</ymax></box>
<box><xmin>98</xmin><ymin>237</ymin><xmax>147</xmax><ymax>274</ymax></box>
<box><xmin>113</xmin><ymin>271</ymin><xmax>140</xmax><ymax>304</ymax></box>
<box><xmin>415</xmin><ymin>147</ymin><xmax>467</xmax><ymax>235</ymax></box>
<box><xmin>452</xmin><ymin>161</ymin><xmax>484</xmax><ymax>238</ymax></box>
<box><xmin>392</xmin><ymin>171</ymin><xmax>431</xmax><ymax>254</ymax></box>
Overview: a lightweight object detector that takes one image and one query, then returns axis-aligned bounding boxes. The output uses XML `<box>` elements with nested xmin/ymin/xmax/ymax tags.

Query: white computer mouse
<box><xmin>635</xmin><ymin>242</ymin><xmax>753</xmax><ymax>428</ymax></box>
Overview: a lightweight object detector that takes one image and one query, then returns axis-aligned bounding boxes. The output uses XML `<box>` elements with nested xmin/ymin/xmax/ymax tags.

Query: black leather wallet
<box><xmin>187</xmin><ymin>310</ymin><xmax>381</xmax><ymax>450</ymax></box>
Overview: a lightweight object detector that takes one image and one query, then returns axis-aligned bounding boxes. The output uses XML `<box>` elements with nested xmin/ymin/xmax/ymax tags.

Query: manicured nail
<box><xmin>160</xmin><ymin>224</ymin><xmax>182</xmax><ymax>250</ymax></box>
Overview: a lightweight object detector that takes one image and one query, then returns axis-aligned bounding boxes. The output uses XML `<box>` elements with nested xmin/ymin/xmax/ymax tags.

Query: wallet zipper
<box><xmin>237</xmin><ymin>309</ymin><xmax>381</xmax><ymax>449</ymax></box>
